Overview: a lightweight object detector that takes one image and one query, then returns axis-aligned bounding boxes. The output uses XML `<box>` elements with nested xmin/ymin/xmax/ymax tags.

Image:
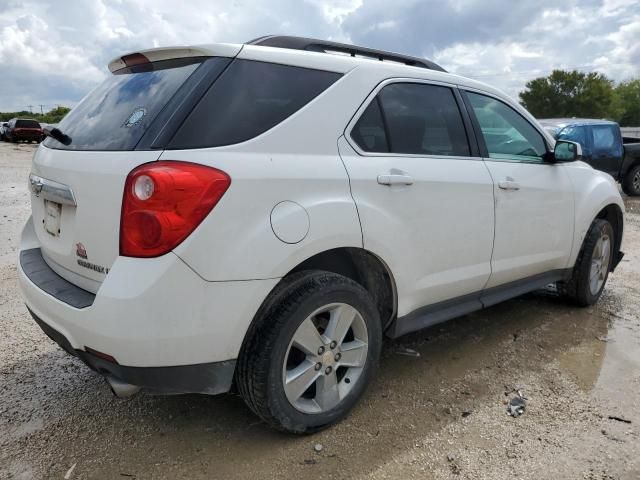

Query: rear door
<box><xmin>463</xmin><ymin>91</ymin><xmax>574</xmax><ymax>289</ymax></box>
<box><xmin>340</xmin><ymin>80</ymin><xmax>495</xmax><ymax>317</ymax></box>
<box><xmin>29</xmin><ymin>56</ymin><xmax>231</xmax><ymax>293</ymax></box>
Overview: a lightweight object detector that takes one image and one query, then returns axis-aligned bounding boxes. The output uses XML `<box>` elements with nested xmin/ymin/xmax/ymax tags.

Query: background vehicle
<box><xmin>5</xmin><ymin>118</ymin><xmax>43</xmax><ymax>143</ymax></box>
<box><xmin>0</xmin><ymin>122</ymin><xmax>8</xmax><ymax>141</ymax></box>
<box><xmin>540</xmin><ymin>118</ymin><xmax>640</xmax><ymax>195</ymax></box>
<box><xmin>18</xmin><ymin>36</ymin><xmax>624</xmax><ymax>433</ymax></box>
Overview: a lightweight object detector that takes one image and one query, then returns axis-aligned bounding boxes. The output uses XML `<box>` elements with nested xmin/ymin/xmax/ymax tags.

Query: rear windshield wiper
<box><xmin>43</xmin><ymin>127</ymin><xmax>72</xmax><ymax>146</ymax></box>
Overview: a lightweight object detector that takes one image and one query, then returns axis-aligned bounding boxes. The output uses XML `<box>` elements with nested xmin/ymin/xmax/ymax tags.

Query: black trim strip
<box><xmin>459</xmin><ymin>89</ymin><xmax>489</xmax><ymax>158</ymax></box>
<box><xmin>136</xmin><ymin>57</ymin><xmax>233</xmax><ymax>150</ymax></box>
<box><xmin>387</xmin><ymin>268</ymin><xmax>572</xmax><ymax>338</ymax></box>
<box><xmin>20</xmin><ymin>248</ymin><xmax>95</xmax><ymax>309</ymax></box>
<box><xmin>454</xmin><ymin>88</ymin><xmax>481</xmax><ymax>158</ymax></box>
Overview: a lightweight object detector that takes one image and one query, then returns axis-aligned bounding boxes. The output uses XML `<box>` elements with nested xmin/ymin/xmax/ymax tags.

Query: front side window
<box><xmin>467</xmin><ymin>92</ymin><xmax>547</xmax><ymax>162</ymax></box>
<box><xmin>351</xmin><ymin>82</ymin><xmax>470</xmax><ymax>156</ymax></box>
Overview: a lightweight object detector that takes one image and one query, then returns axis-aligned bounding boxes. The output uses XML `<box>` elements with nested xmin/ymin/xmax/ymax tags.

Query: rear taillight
<box><xmin>120</xmin><ymin>161</ymin><xmax>230</xmax><ymax>258</ymax></box>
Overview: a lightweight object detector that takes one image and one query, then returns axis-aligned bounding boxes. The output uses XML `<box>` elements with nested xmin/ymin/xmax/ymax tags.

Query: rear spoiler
<box><xmin>108</xmin><ymin>44</ymin><xmax>242</xmax><ymax>73</ymax></box>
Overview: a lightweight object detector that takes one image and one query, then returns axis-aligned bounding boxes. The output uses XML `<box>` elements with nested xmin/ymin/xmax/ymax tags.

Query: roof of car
<box><xmin>539</xmin><ymin>118</ymin><xmax>618</xmax><ymax>128</ymax></box>
<box><xmin>109</xmin><ymin>36</ymin><xmax>535</xmax><ymax>127</ymax></box>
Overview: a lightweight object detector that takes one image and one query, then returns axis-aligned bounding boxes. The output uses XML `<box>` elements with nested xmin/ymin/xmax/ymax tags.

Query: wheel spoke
<box><xmin>338</xmin><ymin>340</ymin><xmax>367</xmax><ymax>367</ymax></box>
<box><xmin>284</xmin><ymin>360</ymin><xmax>319</xmax><ymax>402</ymax></box>
<box><xmin>292</xmin><ymin>317</ymin><xmax>325</xmax><ymax>356</ymax></box>
<box><xmin>601</xmin><ymin>237</ymin><xmax>610</xmax><ymax>267</ymax></box>
<box><xmin>315</xmin><ymin>371</ymin><xmax>340</xmax><ymax>410</ymax></box>
<box><xmin>593</xmin><ymin>239</ymin><xmax>602</xmax><ymax>259</ymax></box>
<box><xmin>325</xmin><ymin>305</ymin><xmax>356</xmax><ymax>345</ymax></box>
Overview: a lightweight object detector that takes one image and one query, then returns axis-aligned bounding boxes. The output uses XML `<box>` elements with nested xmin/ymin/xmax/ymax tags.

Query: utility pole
<box><xmin>39</xmin><ymin>104</ymin><xmax>44</xmax><ymax>115</ymax></box>
<box><xmin>27</xmin><ymin>105</ymin><xmax>33</xmax><ymax>114</ymax></box>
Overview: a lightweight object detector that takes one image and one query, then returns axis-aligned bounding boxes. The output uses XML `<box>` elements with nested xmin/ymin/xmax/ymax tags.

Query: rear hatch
<box><xmin>31</xmin><ymin>47</ymin><xmax>238</xmax><ymax>293</ymax></box>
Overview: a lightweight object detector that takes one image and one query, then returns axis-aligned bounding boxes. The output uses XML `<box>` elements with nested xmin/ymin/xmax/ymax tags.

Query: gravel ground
<box><xmin>1</xmin><ymin>141</ymin><xmax>639</xmax><ymax>479</ymax></box>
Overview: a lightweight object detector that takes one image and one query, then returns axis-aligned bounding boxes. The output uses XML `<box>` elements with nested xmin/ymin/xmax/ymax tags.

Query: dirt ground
<box><xmin>1</xmin><ymin>141</ymin><xmax>639</xmax><ymax>480</ymax></box>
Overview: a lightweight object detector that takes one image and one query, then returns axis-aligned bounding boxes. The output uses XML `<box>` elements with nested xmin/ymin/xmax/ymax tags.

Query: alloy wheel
<box><xmin>282</xmin><ymin>303</ymin><xmax>368</xmax><ymax>414</ymax></box>
<box><xmin>589</xmin><ymin>232</ymin><xmax>611</xmax><ymax>295</ymax></box>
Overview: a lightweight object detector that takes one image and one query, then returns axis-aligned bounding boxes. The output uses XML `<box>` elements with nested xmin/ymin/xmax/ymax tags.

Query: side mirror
<box><xmin>553</xmin><ymin>140</ymin><xmax>582</xmax><ymax>163</ymax></box>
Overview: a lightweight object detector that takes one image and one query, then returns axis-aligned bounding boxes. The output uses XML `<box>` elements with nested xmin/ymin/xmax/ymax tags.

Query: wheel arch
<box><xmin>287</xmin><ymin>247</ymin><xmax>398</xmax><ymax>329</ymax></box>
<box><xmin>240</xmin><ymin>247</ymin><xmax>398</xmax><ymax>355</ymax></box>
<box><xmin>595</xmin><ymin>203</ymin><xmax>624</xmax><ymax>270</ymax></box>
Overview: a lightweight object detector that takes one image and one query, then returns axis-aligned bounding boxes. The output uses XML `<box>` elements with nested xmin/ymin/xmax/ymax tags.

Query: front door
<box><xmin>464</xmin><ymin>91</ymin><xmax>574</xmax><ymax>289</ymax></box>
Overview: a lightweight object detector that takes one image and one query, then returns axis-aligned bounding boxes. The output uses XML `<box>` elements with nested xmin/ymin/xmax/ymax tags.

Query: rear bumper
<box><xmin>18</xmin><ymin>218</ymin><xmax>279</xmax><ymax>391</ymax></box>
<box><xmin>28</xmin><ymin>307</ymin><xmax>236</xmax><ymax>394</ymax></box>
<box><xmin>11</xmin><ymin>131</ymin><xmax>42</xmax><ymax>141</ymax></box>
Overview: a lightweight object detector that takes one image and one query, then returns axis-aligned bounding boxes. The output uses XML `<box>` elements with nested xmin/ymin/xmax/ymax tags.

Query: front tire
<box><xmin>559</xmin><ymin>219</ymin><xmax>614</xmax><ymax>306</ymax></box>
<box><xmin>622</xmin><ymin>164</ymin><xmax>640</xmax><ymax>196</ymax></box>
<box><xmin>236</xmin><ymin>271</ymin><xmax>382</xmax><ymax>433</ymax></box>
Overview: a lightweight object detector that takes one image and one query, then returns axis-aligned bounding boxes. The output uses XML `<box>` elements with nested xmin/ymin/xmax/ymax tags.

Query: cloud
<box><xmin>0</xmin><ymin>0</ymin><xmax>637</xmax><ymax>111</ymax></box>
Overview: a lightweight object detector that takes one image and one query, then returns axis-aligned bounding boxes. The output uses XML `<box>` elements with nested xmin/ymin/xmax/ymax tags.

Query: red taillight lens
<box><xmin>120</xmin><ymin>161</ymin><xmax>231</xmax><ymax>258</ymax></box>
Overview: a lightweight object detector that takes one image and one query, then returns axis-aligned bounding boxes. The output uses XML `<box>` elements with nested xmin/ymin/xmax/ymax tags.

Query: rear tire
<box><xmin>236</xmin><ymin>270</ymin><xmax>382</xmax><ymax>434</ymax></box>
<box><xmin>558</xmin><ymin>219</ymin><xmax>614</xmax><ymax>306</ymax></box>
<box><xmin>622</xmin><ymin>164</ymin><xmax>640</xmax><ymax>196</ymax></box>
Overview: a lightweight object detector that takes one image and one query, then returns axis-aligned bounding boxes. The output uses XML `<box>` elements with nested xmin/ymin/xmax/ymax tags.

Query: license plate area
<box><xmin>44</xmin><ymin>200</ymin><xmax>62</xmax><ymax>237</ymax></box>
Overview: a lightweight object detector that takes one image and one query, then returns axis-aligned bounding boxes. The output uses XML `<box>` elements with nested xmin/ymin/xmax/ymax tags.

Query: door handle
<box><xmin>498</xmin><ymin>180</ymin><xmax>520</xmax><ymax>191</ymax></box>
<box><xmin>377</xmin><ymin>174</ymin><xmax>414</xmax><ymax>186</ymax></box>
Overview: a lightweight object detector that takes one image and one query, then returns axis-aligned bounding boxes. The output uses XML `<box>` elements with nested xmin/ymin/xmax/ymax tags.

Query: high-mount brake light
<box><xmin>120</xmin><ymin>161</ymin><xmax>231</xmax><ymax>258</ymax></box>
<box><xmin>121</xmin><ymin>53</ymin><xmax>151</xmax><ymax>68</ymax></box>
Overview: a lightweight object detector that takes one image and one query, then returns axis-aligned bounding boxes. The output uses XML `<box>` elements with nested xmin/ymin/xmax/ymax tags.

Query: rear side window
<box><xmin>16</xmin><ymin>119</ymin><xmax>40</xmax><ymax>128</ymax></box>
<box><xmin>43</xmin><ymin>58</ymin><xmax>204</xmax><ymax>151</ymax></box>
<box><xmin>351</xmin><ymin>99</ymin><xmax>389</xmax><ymax>152</ymax></box>
<box><xmin>351</xmin><ymin>83</ymin><xmax>470</xmax><ymax>156</ymax></box>
<box><xmin>169</xmin><ymin>60</ymin><xmax>341</xmax><ymax>149</ymax></box>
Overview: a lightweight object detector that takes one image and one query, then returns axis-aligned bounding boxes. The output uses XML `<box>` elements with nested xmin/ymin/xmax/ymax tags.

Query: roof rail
<box><xmin>247</xmin><ymin>35</ymin><xmax>447</xmax><ymax>73</ymax></box>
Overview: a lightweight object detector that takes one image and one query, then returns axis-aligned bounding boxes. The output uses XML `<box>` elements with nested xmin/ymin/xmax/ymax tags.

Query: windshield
<box><xmin>44</xmin><ymin>58</ymin><xmax>202</xmax><ymax>151</ymax></box>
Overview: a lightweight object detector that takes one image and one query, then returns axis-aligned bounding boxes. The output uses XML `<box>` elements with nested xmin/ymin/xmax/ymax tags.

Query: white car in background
<box><xmin>18</xmin><ymin>36</ymin><xmax>624</xmax><ymax>433</ymax></box>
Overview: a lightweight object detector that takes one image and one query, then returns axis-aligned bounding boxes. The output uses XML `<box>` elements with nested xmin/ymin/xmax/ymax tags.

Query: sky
<box><xmin>0</xmin><ymin>0</ymin><xmax>638</xmax><ymax>112</ymax></box>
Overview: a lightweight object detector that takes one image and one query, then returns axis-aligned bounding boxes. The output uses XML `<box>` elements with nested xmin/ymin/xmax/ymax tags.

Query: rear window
<box><xmin>43</xmin><ymin>58</ymin><xmax>203</xmax><ymax>151</ymax></box>
<box><xmin>16</xmin><ymin>119</ymin><xmax>40</xmax><ymax>129</ymax></box>
<box><xmin>168</xmin><ymin>60</ymin><xmax>341</xmax><ymax>149</ymax></box>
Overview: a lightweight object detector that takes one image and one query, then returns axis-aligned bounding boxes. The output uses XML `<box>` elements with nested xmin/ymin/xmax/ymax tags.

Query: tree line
<box><xmin>0</xmin><ymin>106</ymin><xmax>71</xmax><ymax>124</ymax></box>
<box><xmin>519</xmin><ymin>70</ymin><xmax>640</xmax><ymax>126</ymax></box>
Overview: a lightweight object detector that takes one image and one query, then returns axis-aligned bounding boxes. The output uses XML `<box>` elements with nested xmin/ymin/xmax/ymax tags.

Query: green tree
<box><xmin>613</xmin><ymin>79</ymin><xmax>640</xmax><ymax>127</ymax></box>
<box><xmin>0</xmin><ymin>106</ymin><xmax>70</xmax><ymax>124</ymax></box>
<box><xmin>519</xmin><ymin>70</ymin><xmax>615</xmax><ymax>119</ymax></box>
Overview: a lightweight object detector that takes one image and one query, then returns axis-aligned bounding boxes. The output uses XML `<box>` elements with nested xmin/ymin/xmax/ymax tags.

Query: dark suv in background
<box><xmin>4</xmin><ymin>118</ymin><xmax>43</xmax><ymax>143</ymax></box>
<box><xmin>540</xmin><ymin>118</ymin><xmax>640</xmax><ymax>196</ymax></box>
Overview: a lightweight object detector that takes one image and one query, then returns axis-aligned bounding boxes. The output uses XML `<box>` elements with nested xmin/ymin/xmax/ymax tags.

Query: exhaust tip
<box><xmin>106</xmin><ymin>376</ymin><xmax>141</xmax><ymax>398</ymax></box>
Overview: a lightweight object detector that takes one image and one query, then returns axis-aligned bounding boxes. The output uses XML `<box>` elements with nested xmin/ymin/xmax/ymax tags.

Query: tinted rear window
<box><xmin>382</xmin><ymin>84</ymin><xmax>470</xmax><ymax>156</ymax></box>
<box><xmin>16</xmin><ymin>120</ymin><xmax>40</xmax><ymax>128</ymax></box>
<box><xmin>351</xmin><ymin>99</ymin><xmax>389</xmax><ymax>152</ymax></box>
<box><xmin>43</xmin><ymin>58</ymin><xmax>202</xmax><ymax>151</ymax></box>
<box><xmin>168</xmin><ymin>60</ymin><xmax>341</xmax><ymax>149</ymax></box>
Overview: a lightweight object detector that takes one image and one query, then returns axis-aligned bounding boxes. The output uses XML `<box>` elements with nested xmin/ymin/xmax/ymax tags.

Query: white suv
<box><xmin>18</xmin><ymin>36</ymin><xmax>624</xmax><ymax>433</ymax></box>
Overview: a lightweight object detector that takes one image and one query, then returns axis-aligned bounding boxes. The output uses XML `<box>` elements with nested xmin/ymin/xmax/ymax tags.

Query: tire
<box><xmin>622</xmin><ymin>164</ymin><xmax>640</xmax><ymax>196</ymax></box>
<box><xmin>236</xmin><ymin>270</ymin><xmax>382</xmax><ymax>434</ymax></box>
<box><xmin>558</xmin><ymin>219</ymin><xmax>614</xmax><ymax>306</ymax></box>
